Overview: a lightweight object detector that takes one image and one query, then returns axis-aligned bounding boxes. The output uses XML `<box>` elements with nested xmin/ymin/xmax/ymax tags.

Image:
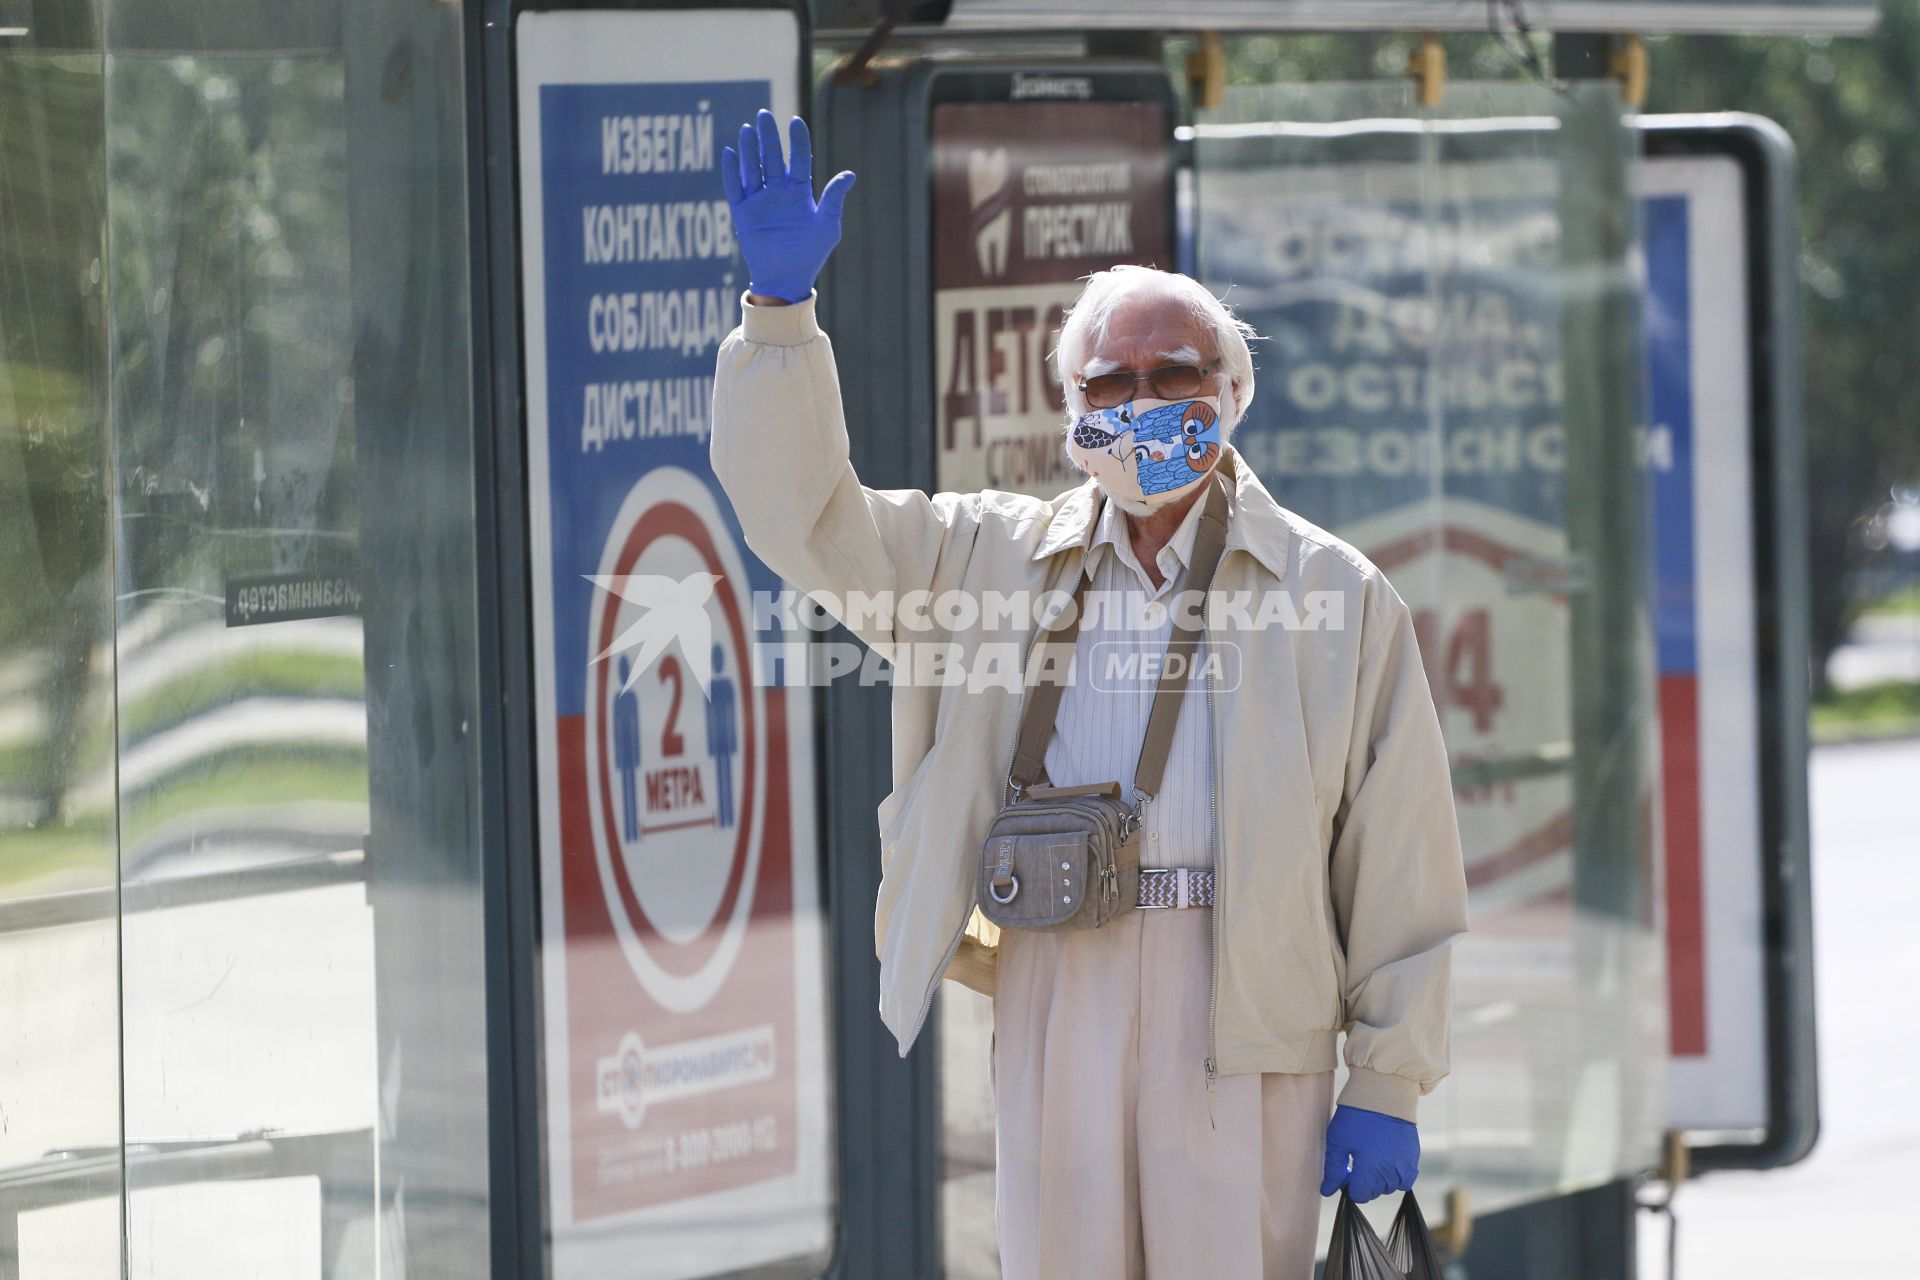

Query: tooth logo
<box><xmin>968</xmin><ymin>147</ymin><xmax>1013</xmax><ymax>278</ymax></box>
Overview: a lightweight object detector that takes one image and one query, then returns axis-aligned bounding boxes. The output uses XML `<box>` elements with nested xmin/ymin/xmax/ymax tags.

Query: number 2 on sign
<box><xmin>658</xmin><ymin>654</ymin><xmax>685</xmax><ymax>756</ymax></box>
<box><xmin>1413</xmin><ymin>608</ymin><xmax>1504</xmax><ymax>733</ymax></box>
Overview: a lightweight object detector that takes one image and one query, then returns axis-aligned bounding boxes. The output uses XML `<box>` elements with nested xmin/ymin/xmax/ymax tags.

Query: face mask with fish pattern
<box><xmin>1066</xmin><ymin>396</ymin><xmax>1223</xmax><ymax>509</ymax></box>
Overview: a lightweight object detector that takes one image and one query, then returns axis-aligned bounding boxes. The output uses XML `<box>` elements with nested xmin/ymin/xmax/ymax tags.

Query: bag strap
<box><xmin>1007</xmin><ymin>469</ymin><xmax>1233</xmax><ymax>803</ymax></box>
<box><xmin>1007</xmin><ymin>548</ymin><xmax>1098</xmax><ymax>793</ymax></box>
<box><xmin>1131</xmin><ymin>476</ymin><xmax>1229</xmax><ymax>803</ymax></box>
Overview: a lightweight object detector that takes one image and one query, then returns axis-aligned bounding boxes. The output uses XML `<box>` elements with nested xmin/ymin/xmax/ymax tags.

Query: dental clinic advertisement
<box><xmin>516</xmin><ymin>11</ymin><xmax>831</xmax><ymax>1278</ymax></box>
<box><xmin>931</xmin><ymin>94</ymin><xmax>1173</xmax><ymax>495</ymax></box>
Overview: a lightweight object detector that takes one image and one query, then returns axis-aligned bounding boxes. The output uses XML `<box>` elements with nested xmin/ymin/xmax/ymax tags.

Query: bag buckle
<box><xmin>988</xmin><ymin>834</ymin><xmax>1019</xmax><ymax>905</ymax></box>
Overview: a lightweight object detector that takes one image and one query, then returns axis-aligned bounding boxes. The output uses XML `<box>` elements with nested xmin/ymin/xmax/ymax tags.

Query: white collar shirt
<box><xmin>1040</xmin><ymin>487</ymin><xmax>1215</xmax><ymax>872</ymax></box>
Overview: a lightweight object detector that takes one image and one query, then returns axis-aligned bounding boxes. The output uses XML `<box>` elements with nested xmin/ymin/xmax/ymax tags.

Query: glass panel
<box><xmin>0</xmin><ymin>16</ymin><xmax>125</xmax><ymax>1279</ymax></box>
<box><xmin>1195</xmin><ymin>79</ymin><xmax>1666</xmax><ymax>1222</ymax></box>
<box><xmin>101</xmin><ymin>1</ymin><xmax>490</xmax><ymax>1275</ymax></box>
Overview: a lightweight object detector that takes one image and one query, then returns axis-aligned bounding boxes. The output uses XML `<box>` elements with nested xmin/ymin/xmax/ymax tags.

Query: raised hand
<box><xmin>720</xmin><ymin>109</ymin><xmax>857</xmax><ymax>304</ymax></box>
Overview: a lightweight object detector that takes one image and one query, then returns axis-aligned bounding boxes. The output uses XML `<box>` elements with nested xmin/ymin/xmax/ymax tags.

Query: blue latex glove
<box><xmin>1320</xmin><ymin>1104</ymin><xmax>1420</xmax><ymax>1204</ymax></box>
<box><xmin>720</xmin><ymin>110</ymin><xmax>857</xmax><ymax>304</ymax></box>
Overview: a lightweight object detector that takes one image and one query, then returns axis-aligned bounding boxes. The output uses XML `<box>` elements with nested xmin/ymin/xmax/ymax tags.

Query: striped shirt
<box><xmin>1042</xmin><ymin>488</ymin><xmax>1214</xmax><ymax>872</ymax></box>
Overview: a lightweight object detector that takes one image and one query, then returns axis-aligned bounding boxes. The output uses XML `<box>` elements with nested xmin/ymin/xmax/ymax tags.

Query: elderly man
<box><xmin>713</xmin><ymin>112</ymin><xmax>1467</xmax><ymax>1279</ymax></box>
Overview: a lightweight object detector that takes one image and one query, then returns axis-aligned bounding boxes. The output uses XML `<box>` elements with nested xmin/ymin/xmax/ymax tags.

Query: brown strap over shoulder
<box><xmin>1006</xmin><ymin>564</ymin><xmax>1094</xmax><ymax>792</ymax></box>
<box><xmin>1132</xmin><ymin>477</ymin><xmax>1229</xmax><ymax>801</ymax></box>
<box><xmin>1006</xmin><ymin>469</ymin><xmax>1233</xmax><ymax>803</ymax></box>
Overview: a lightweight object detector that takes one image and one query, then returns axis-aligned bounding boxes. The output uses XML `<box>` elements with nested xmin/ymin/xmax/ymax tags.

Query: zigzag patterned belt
<box><xmin>1137</xmin><ymin>867</ymin><xmax>1215</xmax><ymax>909</ymax></box>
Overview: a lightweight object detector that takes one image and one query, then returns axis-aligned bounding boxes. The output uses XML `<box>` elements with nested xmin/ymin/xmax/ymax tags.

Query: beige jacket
<box><xmin>711</xmin><ymin>295</ymin><xmax>1468</xmax><ymax>1122</ymax></box>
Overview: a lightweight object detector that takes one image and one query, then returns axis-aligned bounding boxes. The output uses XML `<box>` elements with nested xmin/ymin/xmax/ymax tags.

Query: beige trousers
<box><xmin>992</xmin><ymin>907</ymin><xmax>1334</xmax><ymax>1280</ymax></box>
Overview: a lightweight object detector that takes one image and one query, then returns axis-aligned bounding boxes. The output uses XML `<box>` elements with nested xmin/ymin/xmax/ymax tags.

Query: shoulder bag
<box><xmin>977</xmin><ymin>475</ymin><xmax>1229</xmax><ymax>932</ymax></box>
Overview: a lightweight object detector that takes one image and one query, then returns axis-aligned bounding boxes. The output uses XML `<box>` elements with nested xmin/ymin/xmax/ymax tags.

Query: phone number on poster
<box><xmin>663</xmin><ymin>1114</ymin><xmax>779</xmax><ymax>1173</ymax></box>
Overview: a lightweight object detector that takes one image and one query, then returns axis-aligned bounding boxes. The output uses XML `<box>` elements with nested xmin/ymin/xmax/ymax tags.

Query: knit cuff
<box><xmin>740</xmin><ymin>290</ymin><xmax>821</xmax><ymax>346</ymax></box>
<box><xmin>1338</xmin><ymin>1066</ymin><xmax>1422</xmax><ymax>1123</ymax></box>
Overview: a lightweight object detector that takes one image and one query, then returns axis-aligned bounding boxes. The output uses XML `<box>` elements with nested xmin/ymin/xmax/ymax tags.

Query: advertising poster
<box><xmin>1200</xmin><ymin>153</ymin><xmax>1582</xmax><ymax>926</ymax></box>
<box><xmin>516</xmin><ymin>12</ymin><xmax>832</xmax><ymax>1278</ymax></box>
<box><xmin>1199</xmin><ymin>119</ymin><xmax>1781</xmax><ymax>1161</ymax></box>
<box><xmin>1197</xmin><ymin>136</ymin><xmax>1672</xmax><ymax>1199</ymax></box>
<box><xmin>931</xmin><ymin>94</ymin><xmax>1172</xmax><ymax>496</ymax></box>
<box><xmin>1642</xmin><ymin>154</ymin><xmax>1769</xmax><ymax>1131</ymax></box>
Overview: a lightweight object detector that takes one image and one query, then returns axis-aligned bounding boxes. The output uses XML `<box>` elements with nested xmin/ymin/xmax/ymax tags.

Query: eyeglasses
<box><xmin>1075</xmin><ymin>360</ymin><xmax>1220</xmax><ymax>411</ymax></box>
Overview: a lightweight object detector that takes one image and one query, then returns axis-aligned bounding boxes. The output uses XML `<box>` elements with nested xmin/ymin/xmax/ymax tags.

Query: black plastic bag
<box><xmin>1325</xmin><ymin>1190</ymin><xmax>1445</xmax><ymax>1280</ymax></box>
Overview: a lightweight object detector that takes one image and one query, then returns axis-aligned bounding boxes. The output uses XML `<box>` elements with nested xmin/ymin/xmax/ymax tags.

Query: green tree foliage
<box><xmin>1</xmin><ymin>51</ymin><xmax>354</xmax><ymax>824</ymax></box>
<box><xmin>1205</xmin><ymin>14</ymin><xmax>1920</xmax><ymax>683</ymax></box>
<box><xmin>1647</xmin><ymin>12</ymin><xmax>1920</xmax><ymax>682</ymax></box>
<box><xmin>0</xmin><ymin>53</ymin><xmax>111</xmax><ymax>822</ymax></box>
<box><xmin>107</xmin><ymin>56</ymin><xmax>356</xmax><ymax>596</ymax></box>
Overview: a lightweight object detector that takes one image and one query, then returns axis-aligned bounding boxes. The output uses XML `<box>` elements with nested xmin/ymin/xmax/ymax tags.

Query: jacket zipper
<box><xmin>1203</xmin><ymin>634</ymin><xmax>1221</xmax><ymax>1128</ymax></box>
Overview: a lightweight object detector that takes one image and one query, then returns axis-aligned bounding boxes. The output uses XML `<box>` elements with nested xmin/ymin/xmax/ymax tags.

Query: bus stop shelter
<box><xmin>0</xmin><ymin>1</ymin><xmax>1844</xmax><ymax>1276</ymax></box>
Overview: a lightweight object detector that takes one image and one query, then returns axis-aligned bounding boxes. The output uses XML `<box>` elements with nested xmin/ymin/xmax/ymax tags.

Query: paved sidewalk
<box><xmin>1639</xmin><ymin>738</ymin><xmax>1920</xmax><ymax>1277</ymax></box>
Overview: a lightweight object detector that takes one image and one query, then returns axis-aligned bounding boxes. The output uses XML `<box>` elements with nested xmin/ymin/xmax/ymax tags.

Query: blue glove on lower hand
<box><xmin>720</xmin><ymin>109</ymin><xmax>856</xmax><ymax>304</ymax></box>
<box><xmin>1320</xmin><ymin>1104</ymin><xmax>1420</xmax><ymax>1204</ymax></box>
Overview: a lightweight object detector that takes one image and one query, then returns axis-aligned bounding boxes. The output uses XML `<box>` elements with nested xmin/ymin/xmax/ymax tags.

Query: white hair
<box><xmin>1053</xmin><ymin>265</ymin><xmax>1259</xmax><ymax>438</ymax></box>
